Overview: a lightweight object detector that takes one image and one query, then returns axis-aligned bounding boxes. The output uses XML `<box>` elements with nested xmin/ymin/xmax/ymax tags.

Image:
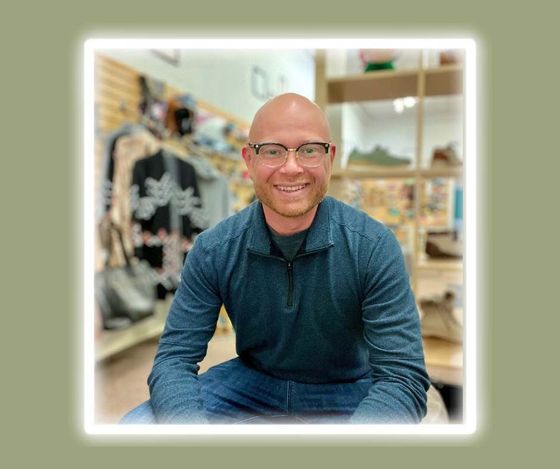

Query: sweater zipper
<box><xmin>248</xmin><ymin>246</ymin><xmax>332</xmax><ymax>309</ymax></box>
<box><xmin>287</xmin><ymin>261</ymin><xmax>293</xmax><ymax>307</ymax></box>
<box><xmin>284</xmin><ymin>245</ymin><xmax>331</xmax><ymax>308</ymax></box>
<box><xmin>247</xmin><ymin>250</ymin><xmax>294</xmax><ymax>307</ymax></box>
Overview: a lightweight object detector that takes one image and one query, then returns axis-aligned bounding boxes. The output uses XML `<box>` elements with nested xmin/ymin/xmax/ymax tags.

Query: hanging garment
<box><xmin>98</xmin><ymin>124</ymin><xmax>155</xmax><ymax>221</ymax></box>
<box><xmin>98</xmin><ymin>124</ymin><xmax>138</xmax><ymax>221</ymax></box>
<box><xmin>106</xmin><ymin>130</ymin><xmax>161</xmax><ymax>266</ymax></box>
<box><xmin>130</xmin><ymin>149</ymin><xmax>208</xmax><ymax>297</ymax></box>
<box><xmin>187</xmin><ymin>154</ymin><xmax>233</xmax><ymax>228</ymax></box>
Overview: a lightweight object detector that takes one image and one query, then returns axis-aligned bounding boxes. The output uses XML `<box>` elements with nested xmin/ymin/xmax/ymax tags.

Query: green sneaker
<box><xmin>364</xmin><ymin>61</ymin><xmax>395</xmax><ymax>72</ymax></box>
<box><xmin>349</xmin><ymin>145</ymin><xmax>411</xmax><ymax>166</ymax></box>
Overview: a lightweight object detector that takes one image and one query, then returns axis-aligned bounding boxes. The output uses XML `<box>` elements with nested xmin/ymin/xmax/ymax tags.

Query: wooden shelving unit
<box><xmin>317</xmin><ymin>51</ymin><xmax>464</xmax><ymax>291</ymax></box>
<box><xmin>317</xmin><ymin>51</ymin><xmax>465</xmax><ymax>386</ymax></box>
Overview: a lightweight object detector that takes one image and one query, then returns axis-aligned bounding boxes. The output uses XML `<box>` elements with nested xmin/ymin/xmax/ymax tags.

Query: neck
<box><xmin>261</xmin><ymin>204</ymin><xmax>318</xmax><ymax>235</ymax></box>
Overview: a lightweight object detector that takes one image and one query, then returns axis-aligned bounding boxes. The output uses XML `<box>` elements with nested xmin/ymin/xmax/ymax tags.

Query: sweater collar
<box><xmin>247</xmin><ymin>197</ymin><xmax>334</xmax><ymax>255</ymax></box>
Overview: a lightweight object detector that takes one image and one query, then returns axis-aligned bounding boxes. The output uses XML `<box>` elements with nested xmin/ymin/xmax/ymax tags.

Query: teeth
<box><xmin>277</xmin><ymin>185</ymin><xmax>306</xmax><ymax>192</ymax></box>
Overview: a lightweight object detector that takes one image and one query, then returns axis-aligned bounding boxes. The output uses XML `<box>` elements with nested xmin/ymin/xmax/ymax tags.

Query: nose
<box><xmin>279</xmin><ymin>149</ymin><xmax>304</xmax><ymax>174</ymax></box>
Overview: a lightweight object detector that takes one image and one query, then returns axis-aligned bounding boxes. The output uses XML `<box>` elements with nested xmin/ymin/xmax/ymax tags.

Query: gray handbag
<box><xmin>95</xmin><ymin>222</ymin><xmax>157</xmax><ymax>329</ymax></box>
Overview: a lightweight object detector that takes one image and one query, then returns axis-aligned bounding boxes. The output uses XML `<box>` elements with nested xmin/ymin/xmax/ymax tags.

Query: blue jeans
<box><xmin>121</xmin><ymin>357</ymin><xmax>373</xmax><ymax>424</ymax></box>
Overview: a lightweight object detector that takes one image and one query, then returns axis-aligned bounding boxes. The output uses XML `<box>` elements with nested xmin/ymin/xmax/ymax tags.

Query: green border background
<box><xmin>4</xmin><ymin>0</ymin><xmax>558</xmax><ymax>466</ymax></box>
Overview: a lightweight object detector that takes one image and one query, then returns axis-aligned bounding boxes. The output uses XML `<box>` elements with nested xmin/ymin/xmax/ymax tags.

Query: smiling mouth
<box><xmin>274</xmin><ymin>183</ymin><xmax>310</xmax><ymax>193</ymax></box>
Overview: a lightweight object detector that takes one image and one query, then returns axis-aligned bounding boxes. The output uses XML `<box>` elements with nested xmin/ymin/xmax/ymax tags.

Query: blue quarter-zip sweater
<box><xmin>148</xmin><ymin>196</ymin><xmax>429</xmax><ymax>423</ymax></box>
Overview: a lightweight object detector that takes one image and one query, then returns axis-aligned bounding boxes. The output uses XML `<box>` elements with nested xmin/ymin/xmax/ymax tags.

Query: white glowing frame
<box><xmin>82</xmin><ymin>38</ymin><xmax>479</xmax><ymax>439</ymax></box>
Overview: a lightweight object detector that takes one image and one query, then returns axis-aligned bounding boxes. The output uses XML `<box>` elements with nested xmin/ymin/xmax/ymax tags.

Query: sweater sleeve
<box><xmin>350</xmin><ymin>228</ymin><xmax>430</xmax><ymax>424</ymax></box>
<box><xmin>147</xmin><ymin>235</ymin><xmax>221</xmax><ymax>423</ymax></box>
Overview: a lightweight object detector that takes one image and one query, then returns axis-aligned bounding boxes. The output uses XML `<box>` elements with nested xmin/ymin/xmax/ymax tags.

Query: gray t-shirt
<box><xmin>268</xmin><ymin>227</ymin><xmax>309</xmax><ymax>262</ymax></box>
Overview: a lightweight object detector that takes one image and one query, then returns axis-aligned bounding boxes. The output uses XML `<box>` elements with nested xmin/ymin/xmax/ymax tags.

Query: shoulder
<box><xmin>325</xmin><ymin>196</ymin><xmax>390</xmax><ymax>242</ymax></box>
<box><xmin>193</xmin><ymin>201</ymin><xmax>256</xmax><ymax>250</ymax></box>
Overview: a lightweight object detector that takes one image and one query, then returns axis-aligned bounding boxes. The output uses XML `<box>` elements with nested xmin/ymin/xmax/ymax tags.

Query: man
<box><xmin>121</xmin><ymin>93</ymin><xmax>429</xmax><ymax>424</ymax></box>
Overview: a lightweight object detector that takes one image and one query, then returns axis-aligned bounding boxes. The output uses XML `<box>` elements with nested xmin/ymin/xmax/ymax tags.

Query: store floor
<box><xmin>95</xmin><ymin>331</ymin><xmax>236</xmax><ymax>424</ymax></box>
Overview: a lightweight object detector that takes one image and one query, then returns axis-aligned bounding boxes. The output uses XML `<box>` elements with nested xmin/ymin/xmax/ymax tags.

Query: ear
<box><xmin>241</xmin><ymin>145</ymin><xmax>252</xmax><ymax>169</ymax></box>
<box><xmin>329</xmin><ymin>143</ymin><xmax>336</xmax><ymax>164</ymax></box>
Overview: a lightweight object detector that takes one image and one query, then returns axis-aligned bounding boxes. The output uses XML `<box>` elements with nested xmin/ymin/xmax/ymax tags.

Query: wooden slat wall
<box><xmin>95</xmin><ymin>55</ymin><xmax>142</xmax><ymax>133</ymax></box>
<box><xmin>94</xmin><ymin>53</ymin><xmax>250</xmax><ymax>133</ymax></box>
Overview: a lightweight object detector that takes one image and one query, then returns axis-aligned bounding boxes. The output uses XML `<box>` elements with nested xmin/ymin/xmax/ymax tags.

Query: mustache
<box><xmin>273</xmin><ymin>180</ymin><xmax>311</xmax><ymax>184</ymax></box>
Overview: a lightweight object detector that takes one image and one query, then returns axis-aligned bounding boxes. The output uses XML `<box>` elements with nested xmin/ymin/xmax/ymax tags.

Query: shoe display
<box><xmin>439</xmin><ymin>50</ymin><xmax>463</xmax><ymax>65</ymax></box>
<box><xmin>359</xmin><ymin>49</ymin><xmax>398</xmax><ymax>72</ymax></box>
<box><xmin>364</xmin><ymin>62</ymin><xmax>395</xmax><ymax>72</ymax></box>
<box><xmin>431</xmin><ymin>143</ymin><xmax>462</xmax><ymax>168</ymax></box>
<box><xmin>425</xmin><ymin>230</ymin><xmax>463</xmax><ymax>259</ymax></box>
<box><xmin>348</xmin><ymin>145</ymin><xmax>411</xmax><ymax>167</ymax></box>
<box><xmin>419</xmin><ymin>291</ymin><xmax>463</xmax><ymax>343</ymax></box>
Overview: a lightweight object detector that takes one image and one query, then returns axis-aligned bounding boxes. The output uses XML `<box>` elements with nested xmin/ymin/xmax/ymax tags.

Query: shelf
<box><xmin>424</xmin><ymin>65</ymin><xmax>464</xmax><ymax>99</ymax></box>
<box><xmin>332</xmin><ymin>167</ymin><xmax>415</xmax><ymax>179</ymax></box>
<box><xmin>95</xmin><ymin>297</ymin><xmax>171</xmax><ymax>362</ymax></box>
<box><xmin>327</xmin><ymin>64</ymin><xmax>463</xmax><ymax>103</ymax></box>
<box><xmin>416</xmin><ymin>256</ymin><xmax>463</xmax><ymax>272</ymax></box>
<box><xmin>331</xmin><ymin>166</ymin><xmax>463</xmax><ymax>179</ymax></box>
<box><xmin>420</xmin><ymin>167</ymin><xmax>463</xmax><ymax>179</ymax></box>
<box><xmin>423</xmin><ymin>337</ymin><xmax>463</xmax><ymax>385</ymax></box>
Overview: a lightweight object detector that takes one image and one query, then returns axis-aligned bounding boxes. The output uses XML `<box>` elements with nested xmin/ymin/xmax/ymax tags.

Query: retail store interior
<box><xmin>93</xmin><ymin>47</ymin><xmax>465</xmax><ymax>425</ymax></box>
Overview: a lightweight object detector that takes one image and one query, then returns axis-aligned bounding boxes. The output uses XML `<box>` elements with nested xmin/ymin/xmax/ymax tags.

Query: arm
<box><xmin>350</xmin><ymin>228</ymin><xmax>430</xmax><ymax>424</ymax></box>
<box><xmin>147</xmin><ymin>237</ymin><xmax>221</xmax><ymax>423</ymax></box>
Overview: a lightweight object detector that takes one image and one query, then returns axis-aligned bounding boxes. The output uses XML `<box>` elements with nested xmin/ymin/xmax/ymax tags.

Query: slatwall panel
<box><xmin>94</xmin><ymin>53</ymin><xmax>250</xmax><ymax>133</ymax></box>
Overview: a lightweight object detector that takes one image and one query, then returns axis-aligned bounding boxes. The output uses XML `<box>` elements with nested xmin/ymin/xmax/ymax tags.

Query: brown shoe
<box><xmin>425</xmin><ymin>231</ymin><xmax>463</xmax><ymax>259</ymax></box>
<box><xmin>439</xmin><ymin>50</ymin><xmax>463</xmax><ymax>65</ymax></box>
<box><xmin>431</xmin><ymin>143</ymin><xmax>462</xmax><ymax>168</ymax></box>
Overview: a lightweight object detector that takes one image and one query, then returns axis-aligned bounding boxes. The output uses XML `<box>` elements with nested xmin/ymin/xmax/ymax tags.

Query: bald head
<box><xmin>249</xmin><ymin>93</ymin><xmax>332</xmax><ymax>143</ymax></box>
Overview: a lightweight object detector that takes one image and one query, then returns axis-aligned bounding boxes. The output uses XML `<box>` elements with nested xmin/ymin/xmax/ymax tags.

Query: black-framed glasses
<box><xmin>247</xmin><ymin>142</ymin><xmax>331</xmax><ymax>168</ymax></box>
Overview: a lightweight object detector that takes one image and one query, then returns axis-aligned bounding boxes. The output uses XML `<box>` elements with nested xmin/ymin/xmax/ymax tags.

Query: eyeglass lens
<box><xmin>258</xmin><ymin>143</ymin><xmax>327</xmax><ymax>167</ymax></box>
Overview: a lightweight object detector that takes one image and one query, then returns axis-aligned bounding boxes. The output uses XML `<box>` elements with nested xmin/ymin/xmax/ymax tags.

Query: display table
<box><xmin>95</xmin><ymin>298</ymin><xmax>171</xmax><ymax>362</ymax></box>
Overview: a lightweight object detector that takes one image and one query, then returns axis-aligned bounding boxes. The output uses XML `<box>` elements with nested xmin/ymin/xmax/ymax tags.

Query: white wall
<box><xmin>99</xmin><ymin>48</ymin><xmax>315</xmax><ymax>124</ymax></box>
